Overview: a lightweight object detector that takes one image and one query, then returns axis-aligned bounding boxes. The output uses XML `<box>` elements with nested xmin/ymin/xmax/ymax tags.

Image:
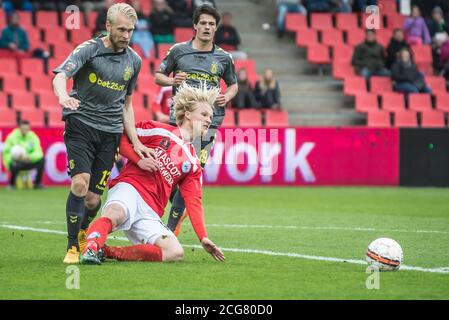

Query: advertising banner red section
<box><xmin>0</xmin><ymin>127</ymin><xmax>399</xmax><ymax>186</ymax></box>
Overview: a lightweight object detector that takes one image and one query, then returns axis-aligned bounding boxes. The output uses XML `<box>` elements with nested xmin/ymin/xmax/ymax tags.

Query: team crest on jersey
<box><xmin>123</xmin><ymin>66</ymin><xmax>133</xmax><ymax>81</ymax></box>
<box><xmin>210</xmin><ymin>61</ymin><xmax>218</xmax><ymax>74</ymax></box>
<box><xmin>182</xmin><ymin>161</ymin><xmax>192</xmax><ymax>173</ymax></box>
<box><xmin>160</xmin><ymin>137</ymin><xmax>171</xmax><ymax>150</ymax></box>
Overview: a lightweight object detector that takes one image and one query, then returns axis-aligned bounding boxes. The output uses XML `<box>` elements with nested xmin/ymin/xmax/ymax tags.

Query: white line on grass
<box><xmin>20</xmin><ymin>221</ymin><xmax>449</xmax><ymax>236</ymax></box>
<box><xmin>1</xmin><ymin>223</ymin><xmax>449</xmax><ymax>274</ymax></box>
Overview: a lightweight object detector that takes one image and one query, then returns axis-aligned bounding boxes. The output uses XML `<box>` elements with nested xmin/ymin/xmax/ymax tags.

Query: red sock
<box><xmin>104</xmin><ymin>244</ymin><xmax>163</xmax><ymax>262</ymax></box>
<box><xmin>86</xmin><ymin>217</ymin><xmax>113</xmax><ymax>249</ymax></box>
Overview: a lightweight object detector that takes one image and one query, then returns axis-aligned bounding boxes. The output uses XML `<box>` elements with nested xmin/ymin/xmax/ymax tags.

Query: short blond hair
<box><xmin>173</xmin><ymin>82</ymin><xmax>219</xmax><ymax>126</ymax></box>
<box><xmin>107</xmin><ymin>3</ymin><xmax>138</xmax><ymax>25</ymax></box>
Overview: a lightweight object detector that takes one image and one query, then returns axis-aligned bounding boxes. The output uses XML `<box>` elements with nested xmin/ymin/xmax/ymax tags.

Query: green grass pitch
<box><xmin>0</xmin><ymin>186</ymin><xmax>448</xmax><ymax>299</ymax></box>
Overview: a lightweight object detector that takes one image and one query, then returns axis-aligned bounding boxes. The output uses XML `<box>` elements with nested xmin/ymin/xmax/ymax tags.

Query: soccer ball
<box><xmin>366</xmin><ymin>237</ymin><xmax>403</xmax><ymax>271</ymax></box>
<box><xmin>10</xmin><ymin>145</ymin><xmax>26</xmax><ymax>161</ymax></box>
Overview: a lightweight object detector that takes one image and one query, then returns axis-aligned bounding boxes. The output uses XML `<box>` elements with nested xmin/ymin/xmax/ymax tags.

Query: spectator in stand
<box><xmin>153</xmin><ymin>86</ymin><xmax>172</xmax><ymax>123</ymax></box>
<box><xmin>2</xmin><ymin>0</ymin><xmax>33</xmax><ymax>13</ymax></box>
<box><xmin>192</xmin><ymin>0</ymin><xmax>217</xmax><ymax>11</ymax></box>
<box><xmin>130</xmin><ymin>0</ymin><xmax>155</xmax><ymax>59</ymax></box>
<box><xmin>386</xmin><ymin>28</ymin><xmax>410</xmax><ymax>68</ymax></box>
<box><xmin>150</xmin><ymin>0</ymin><xmax>175</xmax><ymax>44</ymax></box>
<box><xmin>403</xmin><ymin>5</ymin><xmax>431</xmax><ymax>45</ymax></box>
<box><xmin>276</xmin><ymin>1</ymin><xmax>307</xmax><ymax>38</ymax></box>
<box><xmin>232</xmin><ymin>68</ymin><xmax>259</xmax><ymax>109</ymax></box>
<box><xmin>305</xmin><ymin>0</ymin><xmax>331</xmax><ymax>12</ymax></box>
<box><xmin>95</xmin><ymin>0</ymin><xmax>115</xmax><ymax>36</ymax></box>
<box><xmin>352</xmin><ymin>0</ymin><xmax>377</xmax><ymax>12</ymax></box>
<box><xmin>427</xmin><ymin>6</ymin><xmax>449</xmax><ymax>40</ymax></box>
<box><xmin>351</xmin><ymin>29</ymin><xmax>390</xmax><ymax>81</ymax></box>
<box><xmin>2</xmin><ymin>120</ymin><xmax>45</xmax><ymax>190</ymax></box>
<box><xmin>215</xmin><ymin>12</ymin><xmax>247</xmax><ymax>60</ymax></box>
<box><xmin>391</xmin><ymin>47</ymin><xmax>432</xmax><ymax>94</ymax></box>
<box><xmin>330</xmin><ymin>0</ymin><xmax>353</xmax><ymax>13</ymax></box>
<box><xmin>439</xmin><ymin>38</ymin><xmax>449</xmax><ymax>80</ymax></box>
<box><xmin>255</xmin><ymin>69</ymin><xmax>281</xmax><ymax>109</ymax></box>
<box><xmin>167</xmin><ymin>0</ymin><xmax>193</xmax><ymax>27</ymax></box>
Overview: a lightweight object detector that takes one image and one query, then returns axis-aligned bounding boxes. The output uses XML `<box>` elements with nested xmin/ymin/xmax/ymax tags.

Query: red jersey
<box><xmin>110</xmin><ymin>120</ymin><xmax>207</xmax><ymax>240</ymax></box>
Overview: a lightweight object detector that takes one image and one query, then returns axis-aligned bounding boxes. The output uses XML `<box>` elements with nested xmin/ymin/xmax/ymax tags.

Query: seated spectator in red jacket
<box><xmin>232</xmin><ymin>68</ymin><xmax>259</xmax><ymax>109</ymax></box>
<box><xmin>391</xmin><ymin>47</ymin><xmax>431</xmax><ymax>94</ymax></box>
<box><xmin>255</xmin><ymin>69</ymin><xmax>281</xmax><ymax>109</ymax></box>
<box><xmin>215</xmin><ymin>12</ymin><xmax>247</xmax><ymax>60</ymax></box>
<box><xmin>150</xmin><ymin>0</ymin><xmax>175</xmax><ymax>44</ymax></box>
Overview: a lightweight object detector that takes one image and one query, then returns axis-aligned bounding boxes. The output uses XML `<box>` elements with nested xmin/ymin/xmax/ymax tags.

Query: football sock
<box><xmin>167</xmin><ymin>189</ymin><xmax>186</xmax><ymax>232</ymax></box>
<box><xmin>85</xmin><ymin>217</ymin><xmax>113</xmax><ymax>250</ymax></box>
<box><xmin>66</xmin><ymin>191</ymin><xmax>85</xmax><ymax>251</ymax></box>
<box><xmin>81</xmin><ymin>200</ymin><xmax>102</xmax><ymax>230</ymax></box>
<box><xmin>104</xmin><ymin>244</ymin><xmax>163</xmax><ymax>262</ymax></box>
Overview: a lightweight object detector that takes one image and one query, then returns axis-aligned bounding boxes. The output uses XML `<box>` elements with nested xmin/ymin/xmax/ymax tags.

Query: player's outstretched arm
<box><xmin>52</xmin><ymin>73</ymin><xmax>80</xmax><ymax>110</ymax></box>
<box><xmin>118</xmin><ymin>131</ymin><xmax>158</xmax><ymax>172</ymax></box>
<box><xmin>201</xmin><ymin>238</ymin><xmax>226</xmax><ymax>262</ymax></box>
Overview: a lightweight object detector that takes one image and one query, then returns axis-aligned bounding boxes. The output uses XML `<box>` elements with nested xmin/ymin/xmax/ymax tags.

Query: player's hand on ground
<box><xmin>201</xmin><ymin>237</ymin><xmax>225</xmax><ymax>262</ymax></box>
<box><xmin>215</xmin><ymin>94</ymin><xmax>227</xmax><ymax>107</ymax></box>
<box><xmin>172</xmin><ymin>72</ymin><xmax>187</xmax><ymax>87</ymax></box>
<box><xmin>59</xmin><ymin>95</ymin><xmax>80</xmax><ymax>110</ymax></box>
<box><xmin>137</xmin><ymin>157</ymin><xmax>159</xmax><ymax>172</ymax></box>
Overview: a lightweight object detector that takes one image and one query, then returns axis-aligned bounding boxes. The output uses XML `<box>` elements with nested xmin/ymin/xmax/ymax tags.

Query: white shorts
<box><xmin>102</xmin><ymin>182</ymin><xmax>174</xmax><ymax>245</ymax></box>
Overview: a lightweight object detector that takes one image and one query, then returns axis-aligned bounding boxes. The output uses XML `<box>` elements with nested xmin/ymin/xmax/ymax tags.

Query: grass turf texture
<box><xmin>0</xmin><ymin>186</ymin><xmax>448</xmax><ymax>299</ymax></box>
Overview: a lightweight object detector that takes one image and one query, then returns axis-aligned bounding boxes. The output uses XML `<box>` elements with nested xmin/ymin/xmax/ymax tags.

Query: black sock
<box><xmin>81</xmin><ymin>200</ymin><xmax>102</xmax><ymax>230</ymax></box>
<box><xmin>66</xmin><ymin>191</ymin><xmax>85</xmax><ymax>251</ymax></box>
<box><xmin>167</xmin><ymin>190</ymin><xmax>186</xmax><ymax>232</ymax></box>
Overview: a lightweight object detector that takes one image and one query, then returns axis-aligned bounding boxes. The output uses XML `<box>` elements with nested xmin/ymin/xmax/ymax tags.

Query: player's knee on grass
<box><xmin>71</xmin><ymin>173</ymin><xmax>90</xmax><ymax>197</ymax></box>
<box><xmin>156</xmin><ymin>236</ymin><xmax>184</xmax><ymax>262</ymax></box>
<box><xmin>102</xmin><ymin>203</ymin><xmax>127</xmax><ymax>229</ymax></box>
<box><xmin>85</xmin><ymin>192</ymin><xmax>101</xmax><ymax>210</ymax></box>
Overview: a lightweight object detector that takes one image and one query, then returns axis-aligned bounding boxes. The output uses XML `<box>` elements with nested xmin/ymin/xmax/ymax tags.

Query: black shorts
<box><xmin>64</xmin><ymin>116</ymin><xmax>121</xmax><ymax>195</ymax></box>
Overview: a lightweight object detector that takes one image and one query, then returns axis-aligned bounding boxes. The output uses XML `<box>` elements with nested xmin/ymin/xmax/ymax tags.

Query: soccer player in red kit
<box><xmin>80</xmin><ymin>82</ymin><xmax>225</xmax><ymax>264</ymax></box>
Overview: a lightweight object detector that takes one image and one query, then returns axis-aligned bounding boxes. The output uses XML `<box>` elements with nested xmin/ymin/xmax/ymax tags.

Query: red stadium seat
<box><xmin>174</xmin><ymin>28</ymin><xmax>194</xmax><ymax>42</ymax></box>
<box><xmin>385</xmin><ymin>13</ymin><xmax>406</xmax><ymax>30</ymax></box>
<box><xmin>85</xmin><ymin>11</ymin><xmax>98</xmax><ymax>30</ymax></box>
<box><xmin>264</xmin><ymin>109</ymin><xmax>289</xmax><ymax>127</ymax></box>
<box><xmin>221</xmin><ymin>109</ymin><xmax>236</xmax><ymax>127</ymax></box>
<box><xmin>29</xmin><ymin>74</ymin><xmax>53</xmax><ymax>94</ymax></box>
<box><xmin>394</xmin><ymin>110</ymin><xmax>417</xmax><ymax>127</ymax></box>
<box><xmin>52</xmin><ymin>42</ymin><xmax>74</xmax><ymax>60</ymax></box>
<box><xmin>235</xmin><ymin>60</ymin><xmax>257</xmax><ymax>75</ymax></box>
<box><xmin>285</xmin><ymin>13</ymin><xmax>307</xmax><ymax>32</ymax></box>
<box><xmin>0</xmin><ymin>110</ymin><xmax>18</xmax><ymax>127</ymax></box>
<box><xmin>332</xmin><ymin>44</ymin><xmax>353</xmax><ymax>63</ymax></box>
<box><xmin>435</xmin><ymin>93</ymin><xmax>449</xmax><ymax>113</ymax></box>
<box><xmin>0</xmin><ymin>59</ymin><xmax>18</xmax><ymax>75</ymax></box>
<box><xmin>141</xmin><ymin>0</ymin><xmax>152</xmax><ymax>15</ymax></box>
<box><xmin>24</xmin><ymin>27</ymin><xmax>43</xmax><ymax>49</ymax></box>
<box><xmin>307</xmin><ymin>44</ymin><xmax>331</xmax><ymax>64</ymax></box>
<box><xmin>134</xmin><ymin>108</ymin><xmax>153</xmax><ymax>122</ymax></box>
<box><xmin>36</xmin><ymin>11</ymin><xmax>59</xmax><ymax>28</ymax></box>
<box><xmin>411</xmin><ymin>45</ymin><xmax>432</xmax><ymax>64</ymax></box>
<box><xmin>46</xmin><ymin>111</ymin><xmax>64</xmax><ymax>128</ymax></box>
<box><xmin>20</xmin><ymin>109</ymin><xmax>45</xmax><ymax>127</ymax></box>
<box><xmin>17</xmin><ymin>11</ymin><xmax>33</xmax><ymax>28</ymax></box>
<box><xmin>367</xmin><ymin>111</ymin><xmax>391</xmax><ymax>127</ymax></box>
<box><xmin>38</xmin><ymin>92</ymin><xmax>60</xmax><ymax>111</ymax></box>
<box><xmin>370</xmin><ymin>76</ymin><xmax>393</xmax><ymax>94</ymax></box>
<box><xmin>421</xmin><ymin>111</ymin><xmax>446</xmax><ymax>128</ymax></box>
<box><xmin>408</xmin><ymin>93</ymin><xmax>432</xmax><ymax>112</ymax></box>
<box><xmin>424</xmin><ymin>76</ymin><xmax>446</xmax><ymax>94</ymax></box>
<box><xmin>1</xmin><ymin>74</ymin><xmax>27</xmax><ymax>94</ymax></box>
<box><xmin>332</xmin><ymin>62</ymin><xmax>355</xmax><ymax>80</ymax></box>
<box><xmin>70</xmin><ymin>28</ymin><xmax>94</xmax><ymax>45</ymax></box>
<box><xmin>381</xmin><ymin>92</ymin><xmax>406</xmax><ymax>111</ymax></box>
<box><xmin>0</xmin><ymin>92</ymin><xmax>8</xmax><ymax>108</ymax></box>
<box><xmin>335</xmin><ymin>13</ymin><xmax>358</xmax><ymax>31</ymax></box>
<box><xmin>20</xmin><ymin>58</ymin><xmax>45</xmax><ymax>77</ymax></box>
<box><xmin>321</xmin><ymin>29</ymin><xmax>344</xmax><ymax>47</ymax></box>
<box><xmin>376</xmin><ymin>29</ymin><xmax>392</xmax><ymax>47</ymax></box>
<box><xmin>238</xmin><ymin>109</ymin><xmax>262</xmax><ymax>127</ymax></box>
<box><xmin>355</xmin><ymin>93</ymin><xmax>379</xmax><ymax>113</ymax></box>
<box><xmin>295</xmin><ymin>29</ymin><xmax>318</xmax><ymax>48</ymax></box>
<box><xmin>310</xmin><ymin>13</ymin><xmax>333</xmax><ymax>31</ymax></box>
<box><xmin>346</xmin><ymin>28</ymin><xmax>365</xmax><ymax>46</ymax></box>
<box><xmin>136</xmin><ymin>74</ymin><xmax>156</xmax><ymax>93</ymax></box>
<box><xmin>132</xmin><ymin>92</ymin><xmax>146</xmax><ymax>110</ymax></box>
<box><xmin>379</xmin><ymin>0</ymin><xmax>398</xmax><ymax>13</ymax></box>
<box><xmin>10</xmin><ymin>92</ymin><xmax>36</xmax><ymax>110</ymax></box>
<box><xmin>344</xmin><ymin>76</ymin><xmax>367</xmax><ymax>96</ymax></box>
<box><xmin>157</xmin><ymin>43</ymin><xmax>174</xmax><ymax>59</ymax></box>
<box><xmin>43</xmin><ymin>27</ymin><xmax>68</xmax><ymax>45</ymax></box>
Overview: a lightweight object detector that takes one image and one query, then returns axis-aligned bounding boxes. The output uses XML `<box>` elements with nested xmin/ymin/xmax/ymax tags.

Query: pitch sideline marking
<box><xmin>20</xmin><ymin>220</ymin><xmax>449</xmax><ymax>236</ymax></box>
<box><xmin>1</xmin><ymin>223</ymin><xmax>449</xmax><ymax>274</ymax></box>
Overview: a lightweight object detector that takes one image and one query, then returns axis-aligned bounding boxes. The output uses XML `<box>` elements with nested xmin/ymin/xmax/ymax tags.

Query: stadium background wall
<box><xmin>0</xmin><ymin>127</ymin><xmax>447</xmax><ymax>186</ymax></box>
